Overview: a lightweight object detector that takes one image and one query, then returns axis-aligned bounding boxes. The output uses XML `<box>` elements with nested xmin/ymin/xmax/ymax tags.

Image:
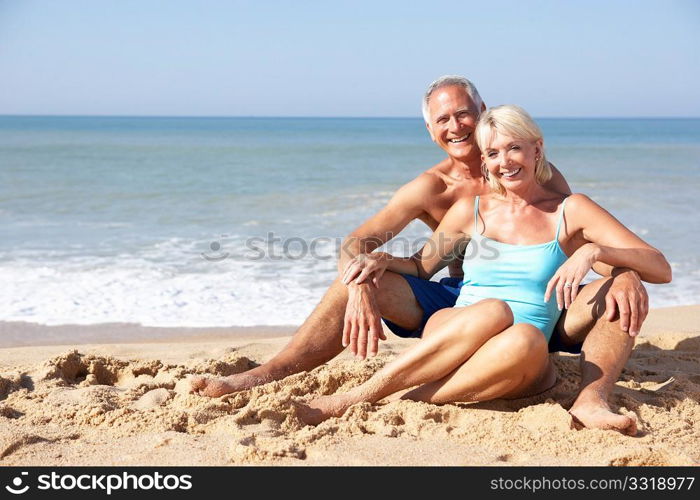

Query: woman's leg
<box><xmin>296</xmin><ymin>299</ymin><xmax>514</xmax><ymax>425</ymax></box>
<box><xmin>403</xmin><ymin>323</ymin><xmax>555</xmax><ymax>404</ymax></box>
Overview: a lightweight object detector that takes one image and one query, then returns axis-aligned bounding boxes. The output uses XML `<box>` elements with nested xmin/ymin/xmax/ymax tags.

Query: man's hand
<box><xmin>605</xmin><ymin>268</ymin><xmax>649</xmax><ymax>336</ymax></box>
<box><xmin>343</xmin><ymin>282</ymin><xmax>387</xmax><ymax>359</ymax></box>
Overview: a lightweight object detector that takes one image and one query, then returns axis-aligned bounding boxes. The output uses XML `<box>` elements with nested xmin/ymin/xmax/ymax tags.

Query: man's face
<box><xmin>426</xmin><ymin>85</ymin><xmax>481</xmax><ymax>161</ymax></box>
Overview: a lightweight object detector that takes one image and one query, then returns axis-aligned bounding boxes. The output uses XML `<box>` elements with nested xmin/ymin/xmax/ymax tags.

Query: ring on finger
<box><xmin>564</xmin><ymin>282</ymin><xmax>573</xmax><ymax>288</ymax></box>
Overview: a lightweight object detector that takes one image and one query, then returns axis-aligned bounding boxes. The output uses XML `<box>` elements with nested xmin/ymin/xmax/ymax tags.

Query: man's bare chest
<box><xmin>420</xmin><ymin>184</ymin><xmax>486</xmax><ymax>230</ymax></box>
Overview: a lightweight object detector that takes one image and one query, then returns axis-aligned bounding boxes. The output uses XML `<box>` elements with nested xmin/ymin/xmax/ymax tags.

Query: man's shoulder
<box><xmin>399</xmin><ymin>160</ymin><xmax>452</xmax><ymax>197</ymax></box>
<box><xmin>423</xmin><ymin>157</ymin><xmax>454</xmax><ymax>177</ymax></box>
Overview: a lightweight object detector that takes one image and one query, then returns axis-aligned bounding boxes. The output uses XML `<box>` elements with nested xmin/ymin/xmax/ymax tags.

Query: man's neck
<box><xmin>449</xmin><ymin>156</ymin><xmax>483</xmax><ymax>181</ymax></box>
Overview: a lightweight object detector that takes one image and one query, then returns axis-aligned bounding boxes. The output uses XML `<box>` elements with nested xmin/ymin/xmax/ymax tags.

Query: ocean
<box><xmin>1</xmin><ymin>116</ymin><xmax>698</xmax><ymax>327</ymax></box>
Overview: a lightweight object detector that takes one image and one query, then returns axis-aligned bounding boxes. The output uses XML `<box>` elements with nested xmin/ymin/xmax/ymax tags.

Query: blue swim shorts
<box><xmin>382</xmin><ymin>274</ymin><xmax>583</xmax><ymax>354</ymax></box>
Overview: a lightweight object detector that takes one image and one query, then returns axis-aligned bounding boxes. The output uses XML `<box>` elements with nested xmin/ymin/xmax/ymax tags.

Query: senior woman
<box><xmin>297</xmin><ymin>105</ymin><xmax>671</xmax><ymax>426</ymax></box>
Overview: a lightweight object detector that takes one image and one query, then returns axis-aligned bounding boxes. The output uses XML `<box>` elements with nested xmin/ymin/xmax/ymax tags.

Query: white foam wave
<box><xmin>0</xmin><ymin>256</ymin><xmax>333</xmax><ymax>327</ymax></box>
<box><xmin>2</xmin><ymin>244</ymin><xmax>698</xmax><ymax>327</ymax></box>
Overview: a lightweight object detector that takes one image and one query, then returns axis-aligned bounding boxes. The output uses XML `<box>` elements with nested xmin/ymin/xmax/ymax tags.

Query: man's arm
<box><xmin>546</xmin><ymin>163</ymin><xmax>572</xmax><ymax>196</ymax></box>
<box><xmin>338</xmin><ymin>173</ymin><xmax>441</xmax><ymax>273</ymax></box>
<box><xmin>340</xmin><ymin>173</ymin><xmax>444</xmax><ymax>359</ymax></box>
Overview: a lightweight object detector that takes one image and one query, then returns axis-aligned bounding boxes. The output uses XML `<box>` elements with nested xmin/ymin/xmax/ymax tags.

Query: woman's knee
<box><xmin>495</xmin><ymin>324</ymin><xmax>548</xmax><ymax>363</ymax></box>
<box><xmin>441</xmin><ymin>299</ymin><xmax>513</xmax><ymax>336</ymax></box>
<box><xmin>476</xmin><ymin>299</ymin><xmax>514</xmax><ymax>328</ymax></box>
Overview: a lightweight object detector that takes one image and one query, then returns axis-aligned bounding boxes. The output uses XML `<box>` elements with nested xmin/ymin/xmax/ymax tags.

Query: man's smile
<box><xmin>448</xmin><ymin>132</ymin><xmax>471</xmax><ymax>144</ymax></box>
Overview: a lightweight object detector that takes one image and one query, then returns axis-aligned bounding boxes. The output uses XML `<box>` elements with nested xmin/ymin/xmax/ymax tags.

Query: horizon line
<box><xmin>1</xmin><ymin>113</ymin><xmax>699</xmax><ymax>120</ymax></box>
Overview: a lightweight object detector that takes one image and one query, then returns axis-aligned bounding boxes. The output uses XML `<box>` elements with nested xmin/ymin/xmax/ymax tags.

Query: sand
<box><xmin>0</xmin><ymin>305</ymin><xmax>698</xmax><ymax>466</ymax></box>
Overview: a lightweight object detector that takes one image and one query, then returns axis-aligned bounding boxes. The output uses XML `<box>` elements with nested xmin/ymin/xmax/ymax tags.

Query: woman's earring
<box><xmin>481</xmin><ymin>162</ymin><xmax>489</xmax><ymax>180</ymax></box>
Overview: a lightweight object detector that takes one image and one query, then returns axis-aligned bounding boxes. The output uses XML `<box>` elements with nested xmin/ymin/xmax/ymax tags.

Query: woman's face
<box><xmin>481</xmin><ymin>131</ymin><xmax>541</xmax><ymax>191</ymax></box>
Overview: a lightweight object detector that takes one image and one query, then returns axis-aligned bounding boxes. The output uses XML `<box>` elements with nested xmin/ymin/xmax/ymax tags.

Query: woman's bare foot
<box><xmin>295</xmin><ymin>393</ymin><xmax>357</xmax><ymax>426</ymax></box>
<box><xmin>569</xmin><ymin>396</ymin><xmax>638</xmax><ymax>436</ymax></box>
<box><xmin>189</xmin><ymin>374</ymin><xmax>263</xmax><ymax>397</ymax></box>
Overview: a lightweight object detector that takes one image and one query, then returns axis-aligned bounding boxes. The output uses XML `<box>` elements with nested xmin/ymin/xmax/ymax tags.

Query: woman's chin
<box><xmin>500</xmin><ymin>177</ymin><xmax>535</xmax><ymax>192</ymax></box>
<box><xmin>500</xmin><ymin>176</ymin><xmax>524</xmax><ymax>186</ymax></box>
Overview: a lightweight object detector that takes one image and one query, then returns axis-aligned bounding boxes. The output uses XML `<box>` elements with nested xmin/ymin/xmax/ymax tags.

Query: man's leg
<box><xmin>190</xmin><ymin>272</ymin><xmax>424</xmax><ymax>397</ymax></box>
<box><xmin>554</xmin><ymin>277</ymin><xmax>637</xmax><ymax>435</ymax></box>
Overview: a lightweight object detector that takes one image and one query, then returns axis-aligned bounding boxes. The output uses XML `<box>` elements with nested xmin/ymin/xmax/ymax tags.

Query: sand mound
<box><xmin>40</xmin><ymin>350</ymin><xmax>131</xmax><ymax>385</ymax></box>
<box><xmin>0</xmin><ymin>307</ymin><xmax>699</xmax><ymax>466</ymax></box>
<box><xmin>608</xmin><ymin>447</ymin><xmax>696</xmax><ymax>466</ymax></box>
<box><xmin>0</xmin><ymin>373</ymin><xmax>25</xmax><ymax>400</ymax></box>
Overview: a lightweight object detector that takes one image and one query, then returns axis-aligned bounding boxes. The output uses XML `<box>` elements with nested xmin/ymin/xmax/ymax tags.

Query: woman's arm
<box><xmin>565</xmin><ymin>194</ymin><xmax>672</xmax><ymax>284</ymax></box>
<box><xmin>394</xmin><ymin>197</ymin><xmax>473</xmax><ymax>279</ymax></box>
<box><xmin>545</xmin><ymin>193</ymin><xmax>671</xmax><ymax>311</ymax></box>
<box><xmin>343</xmin><ymin>197</ymin><xmax>473</xmax><ymax>284</ymax></box>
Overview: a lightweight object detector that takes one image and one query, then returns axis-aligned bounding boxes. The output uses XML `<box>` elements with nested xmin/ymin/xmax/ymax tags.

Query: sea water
<box><xmin>1</xmin><ymin>116</ymin><xmax>698</xmax><ymax>327</ymax></box>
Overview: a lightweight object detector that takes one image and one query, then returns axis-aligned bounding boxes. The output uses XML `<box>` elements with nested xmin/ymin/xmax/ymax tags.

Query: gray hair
<box><xmin>421</xmin><ymin>75</ymin><xmax>484</xmax><ymax>124</ymax></box>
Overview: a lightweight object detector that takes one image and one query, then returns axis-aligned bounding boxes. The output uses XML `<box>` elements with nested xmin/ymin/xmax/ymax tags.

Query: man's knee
<box><xmin>374</xmin><ymin>271</ymin><xmax>411</xmax><ymax>300</ymax></box>
<box><xmin>374</xmin><ymin>271</ymin><xmax>421</xmax><ymax>319</ymax></box>
<box><xmin>557</xmin><ymin>278</ymin><xmax>614</xmax><ymax>341</ymax></box>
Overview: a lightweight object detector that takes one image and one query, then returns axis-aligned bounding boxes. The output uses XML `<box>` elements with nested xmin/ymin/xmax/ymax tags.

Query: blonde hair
<box><xmin>475</xmin><ymin>105</ymin><xmax>552</xmax><ymax>195</ymax></box>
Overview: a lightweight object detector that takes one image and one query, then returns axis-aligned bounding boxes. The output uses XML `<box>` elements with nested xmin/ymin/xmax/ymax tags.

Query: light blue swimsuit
<box><xmin>454</xmin><ymin>196</ymin><xmax>569</xmax><ymax>340</ymax></box>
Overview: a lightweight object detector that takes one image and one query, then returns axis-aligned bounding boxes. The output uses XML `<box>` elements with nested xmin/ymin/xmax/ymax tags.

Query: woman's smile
<box><xmin>500</xmin><ymin>167</ymin><xmax>522</xmax><ymax>179</ymax></box>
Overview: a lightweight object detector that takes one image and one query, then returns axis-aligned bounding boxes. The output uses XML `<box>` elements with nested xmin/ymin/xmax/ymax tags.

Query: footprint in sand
<box><xmin>132</xmin><ymin>388</ymin><xmax>173</xmax><ymax>411</ymax></box>
<box><xmin>609</xmin><ymin>448</ymin><xmax>695</xmax><ymax>466</ymax></box>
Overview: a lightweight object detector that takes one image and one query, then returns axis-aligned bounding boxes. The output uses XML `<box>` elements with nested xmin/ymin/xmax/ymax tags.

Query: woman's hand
<box><xmin>545</xmin><ymin>243</ymin><xmax>600</xmax><ymax>310</ymax></box>
<box><xmin>341</xmin><ymin>253</ymin><xmax>389</xmax><ymax>288</ymax></box>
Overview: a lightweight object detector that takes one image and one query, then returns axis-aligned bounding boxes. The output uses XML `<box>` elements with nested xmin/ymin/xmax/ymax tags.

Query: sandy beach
<box><xmin>1</xmin><ymin>305</ymin><xmax>698</xmax><ymax>466</ymax></box>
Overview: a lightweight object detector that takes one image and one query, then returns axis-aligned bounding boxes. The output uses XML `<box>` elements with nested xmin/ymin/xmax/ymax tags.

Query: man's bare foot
<box><xmin>295</xmin><ymin>393</ymin><xmax>357</xmax><ymax>426</ymax></box>
<box><xmin>569</xmin><ymin>396</ymin><xmax>638</xmax><ymax>436</ymax></box>
<box><xmin>189</xmin><ymin>374</ymin><xmax>262</xmax><ymax>397</ymax></box>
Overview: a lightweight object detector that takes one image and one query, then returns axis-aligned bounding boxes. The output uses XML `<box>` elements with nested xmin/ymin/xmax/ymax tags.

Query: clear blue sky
<box><xmin>1</xmin><ymin>0</ymin><xmax>698</xmax><ymax>117</ymax></box>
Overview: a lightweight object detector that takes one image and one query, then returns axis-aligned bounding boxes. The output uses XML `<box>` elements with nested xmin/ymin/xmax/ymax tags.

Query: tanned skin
<box><xmin>191</xmin><ymin>84</ymin><xmax>648</xmax><ymax>435</ymax></box>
